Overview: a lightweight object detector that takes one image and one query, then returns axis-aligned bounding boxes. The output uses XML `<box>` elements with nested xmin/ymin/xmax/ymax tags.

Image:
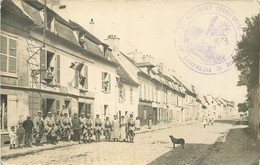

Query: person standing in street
<box><xmin>16</xmin><ymin>121</ymin><xmax>25</xmax><ymax>148</ymax></box>
<box><xmin>23</xmin><ymin>115</ymin><xmax>34</xmax><ymax>147</ymax></box>
<box><xmin>44</xmin><ymin>112</ymin><xmax>55</xmax><ymax>144</ymax></box>
<box><xmin>61</xmin><ymin>105</ymin><xmax>69</xmax><ymax>117</ymax></box>
<box><xmin>120</xmin><ymin>116</ymin><xmax>127</xmax><ymax>142</ymax></box>
<box><xmin>94</xmin><ymin>114</ymin><xmax>102</xmax><ymax>142</ymax></box>
<box><xmin>103</xmin><ymin>116</ymin><xmax>112</xmax><ymax>141</ymax></box>
<box><xmin>9</xmin><ymin>126</ymin><xmax>16</xmax><ymax>150</ymax></box>
<box><xmin>61</xmin><ymin>112</ymin><xmax>71</xmax><ymax>141</ymax></box>
<box><xmin>111</xmin><ymin>115</ymin><xmax>120</xmax><ymax>142</ymax></box>
<box><xmin>128</xmin><ymin>114</ymin><xmax>136</xmax><ymax>143</ymax></box>
<box><xmin>84</xmin><ymin>114</ymin><xmax>93</xmax><ymax>143</ymax></box>
<box><xmin>71</xmin><ymin>113</ymin><xmax>81</xmax><ymax>144</ymax></box>
<box><xmin>148</xmin><ymin>114</ymin><xmax>152</xmax><ymax>129</ymax></box>
<box><xmin>53</xmin><ymin>110</ymin><xmax>61</xmax><ymax>143</ymax></box>
<box><xmin>203</xmin><ymin>116</ymin><xmax>207</xmax><ymax>128</ymax></box>
<box><xmin>34</xmin><ymin>111</ymin><xmax>44</xmax><ymax>146</ymax></box>
<box><xmin>79</xmin><ymin>112</ymin><xmax>86</xmax><ymax>141</ymax></box>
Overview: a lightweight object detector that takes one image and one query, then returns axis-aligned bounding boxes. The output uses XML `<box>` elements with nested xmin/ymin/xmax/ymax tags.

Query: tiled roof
<box><xmin>69</xmin><ymin>20</ymin><xmax>102</xmax><ymax>45</ymax></box>
<box><xmin>109</xmin><ymin>53</ymin><xmax>139</xmax><ymax>86</ymax></box>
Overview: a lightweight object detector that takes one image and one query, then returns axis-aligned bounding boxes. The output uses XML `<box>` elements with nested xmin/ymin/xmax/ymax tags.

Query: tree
<box><xmin>237</xmin><ymin>102</ymin><xmax>248</xmax><ymax>112</ymax></box>
<box><xmin>233</xmin><ymin>14</ymin><xmax>259</xmax><ymax>96</ymax></box>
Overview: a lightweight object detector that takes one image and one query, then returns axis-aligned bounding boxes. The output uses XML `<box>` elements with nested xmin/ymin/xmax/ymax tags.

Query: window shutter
<box><xmin>75</xmin><ymin>69</ymin><xmax>79</xmax><ymax>87</ymax></box>
<box><xmin>9</xmin><ymin>57</ymin><xmax>16</xmax><ymax>73</ymax></box>
<box><xmin>102</xmin><ymin>72</ymin><xmax>104</xmax><ymax>91</ymax></box>
<box><xmin>84</xmin><ymin>65</ymin><xmax>88</xmax><ymax>90</ymax></box>
<box><xmin>56</xmin><ymin>55</ymin><xmax>60</xmax><ymax>84</ymax></box>
<box><xmin>1</xmin><ymin>36</ymin><xmax>7</xmax><ymax>54</ymax></box>
<box><xmin>0</xmin><ymin>55</ymin><xmax>7</xmax><ymax>72</ymax></box>
<box><xmin>108</xmin><ymin>74</ymin><xmax>111</xmax><ymax>91</ymax></box>
<box><xmin>9</xmin><ymin>39</ymin><xmax>16</xmax><ymax>57</ymax></box>
<box><xmin>40</xmin><ymin>49</ymin><xmax>46</xmax><ymax>81</ymax></box>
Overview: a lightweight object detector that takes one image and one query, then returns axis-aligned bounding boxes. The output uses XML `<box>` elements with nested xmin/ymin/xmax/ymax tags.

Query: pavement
<box><xmin>1</xmin><ymin>120</ymin><xmax>196</xmax><ymax>160</ymax></box>
<box><xmin>2</xmin><ymin>120</ymin><xmax>258</xmax><ymax>165</ymax></box>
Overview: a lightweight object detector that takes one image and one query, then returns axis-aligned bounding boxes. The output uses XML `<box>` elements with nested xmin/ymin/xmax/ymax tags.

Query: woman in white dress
<box><xmin>120</xmin><ymin>116</ymin><xmax>127</xmax><ymax>141</ymax></box>
<box><xmin>111</xmin><ymin>115</ymin><xmax>120</xmax><ymax>141</ymax></box>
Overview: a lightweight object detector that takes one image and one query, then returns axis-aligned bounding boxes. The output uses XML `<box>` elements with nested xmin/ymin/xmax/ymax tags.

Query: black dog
<box><xmin>169</xmin><ymin>135</ymin><xmax>185</xmax><ymax>149</ymax></box>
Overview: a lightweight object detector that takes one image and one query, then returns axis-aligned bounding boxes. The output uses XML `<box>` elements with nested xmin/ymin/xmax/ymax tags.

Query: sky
<box><xmin>54</xmin><ymin>0</ymin><xmax>259</xmax><ymax>106</ymax></box>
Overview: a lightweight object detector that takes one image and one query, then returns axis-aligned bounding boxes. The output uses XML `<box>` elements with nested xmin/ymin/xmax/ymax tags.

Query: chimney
<box><xmin>89</xmin><ymin>18</ymin><xmax>95</xmax><ymax>35</ymax></box>
<box><xmin>127</xmin><ymin>49</ymin><xmax>142</xmax><ymax>62</ymax></box>
<box><xmin>104</xmin><ymin>34</ymin><xmax>120</xmax><ymax>53</ymax></box>
<box><xmin>142</xmin><ymin>55</ymin><xmax>155</xmax><ymax>64</ymax></box>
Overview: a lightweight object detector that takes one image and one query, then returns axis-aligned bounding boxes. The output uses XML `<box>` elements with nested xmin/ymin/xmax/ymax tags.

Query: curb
<box><xmin>1</xmin><ymin>143</ymin><xmax>79</xmax><ymax>160</ymax></box>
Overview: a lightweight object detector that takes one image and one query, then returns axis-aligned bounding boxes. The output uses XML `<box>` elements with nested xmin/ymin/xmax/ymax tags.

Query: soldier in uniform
<box><xmin>84</xmin><ymin>114</ymin><xmax>93</xmax><ymax>143</ymax></box>
<box><xmin>44</xmin><ymin>112</ymin><xmax>55</xmax><ymax>144</ymax></box>
<box><xmin>53</xmin><ymin>111</ymin><xmax>61</xmax><ymax>144</ymax></box>
<box><xmin>103</xmin><ymin>116</ymin><xmax>112</xmax><ymax>141</ymax></box>
<box><xmin>61</xmin><ymin>112</ymin><xmax>71</xmax><ymax>141</ymax></box>
<box><xmin>33</xmin><ymin>111</ymin><xmax>44</xmax><ymax>146</ymax></box>
<box><xmin>128</xmin><ymin>113</ymin><xmax>136</xmax><ymax>143</ymax></box>
<box><xmin>94</xmin><ymin>114</ymin><xmax>102</xmax><ymax>142</ymax></box>
<box><xmin>79</xmin><ymin>112</ymin><xmax>86</xmax><ymax>141</ymax></box>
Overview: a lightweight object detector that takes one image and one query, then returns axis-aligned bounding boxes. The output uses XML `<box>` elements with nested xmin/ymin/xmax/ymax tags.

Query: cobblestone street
<box><xmin>2</xmin><ymin>122</ymin><xmax>243</xmax><ymax>165</ymax></box>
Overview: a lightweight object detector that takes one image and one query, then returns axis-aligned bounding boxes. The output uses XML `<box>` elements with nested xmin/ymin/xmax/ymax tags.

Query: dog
<box><xmin>169</xmin><ymin>135</ymin><xmax>185</xmax><ymax>149</ymax></box>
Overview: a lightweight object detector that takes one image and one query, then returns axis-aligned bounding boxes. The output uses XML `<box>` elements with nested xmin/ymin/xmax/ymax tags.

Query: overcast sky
<box><xmin>56</xmin><ymin>0</ymin><xmax>259</xmax><ymax>106</ymax></box>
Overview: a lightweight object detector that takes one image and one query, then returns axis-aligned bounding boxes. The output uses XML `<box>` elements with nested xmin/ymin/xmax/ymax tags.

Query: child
<box><xmin>16</xmin><ymin>121</ymin><xmax>25</xmax><ymax>148</ymax></box>
<box><xmin>9</xmin><ymin>126</ymin><xmax>16</xmax><ymax>150</ymax></box>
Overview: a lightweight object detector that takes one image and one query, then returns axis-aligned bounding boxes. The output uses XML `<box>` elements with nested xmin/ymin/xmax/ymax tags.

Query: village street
<box><xmin>2</xmin><ymin>122</ymin><xmax>245</xmax><ymax>165</ymax></box>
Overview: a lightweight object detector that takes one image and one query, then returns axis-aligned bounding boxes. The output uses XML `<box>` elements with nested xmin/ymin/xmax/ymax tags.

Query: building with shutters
<box><xmin>0</xmin><ymin>0</ymin><xmax>118</xmax><ymax>144</ymax></box>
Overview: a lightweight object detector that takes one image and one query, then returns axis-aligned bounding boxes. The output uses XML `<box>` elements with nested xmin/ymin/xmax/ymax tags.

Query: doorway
<box><xmin>1</xmin><ymin>95</ymin><xmax>7</xmax><ymax>131</ymax></box>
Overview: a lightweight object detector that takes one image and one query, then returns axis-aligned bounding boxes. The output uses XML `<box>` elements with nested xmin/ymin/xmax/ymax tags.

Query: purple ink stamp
<box><xmin>175</xmin><ymin>3</ymin><xmax>242</xmax><ymax>75</ymax></box>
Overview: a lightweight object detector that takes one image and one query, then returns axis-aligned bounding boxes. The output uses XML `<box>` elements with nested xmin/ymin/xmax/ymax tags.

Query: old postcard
<box><xmin>1</xmin><ymin>0</ymin><xmax>259</xmax><ymax>164</ymax></box>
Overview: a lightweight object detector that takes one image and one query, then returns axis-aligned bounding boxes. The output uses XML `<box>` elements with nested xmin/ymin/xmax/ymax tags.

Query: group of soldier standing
<box><xmin>11</xmin><ymin>105</ymin><xmax>137</xmax><ymax>149</ymax></box>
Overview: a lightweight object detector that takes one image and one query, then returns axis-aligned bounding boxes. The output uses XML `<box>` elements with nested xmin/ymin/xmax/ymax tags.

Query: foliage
<box><xmin>233</xmin><ymin>14</ymin><xmax>259</xmax><ymax>96</ymax></box>
<box><xmin>237</xmin><ymin>102</ymin><xmax>248</xmax><ymax>112</ymax></box>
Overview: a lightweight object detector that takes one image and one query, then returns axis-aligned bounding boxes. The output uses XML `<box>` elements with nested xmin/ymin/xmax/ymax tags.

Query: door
<box><xmin>45</xmin><ymin>99</ymin><xmax>55</xmax><ymax>118</ymax></box>
<box><xmin>153</xmin><ymin>108</ymin><xmax>157</xmax><ymax>125</ymax></box>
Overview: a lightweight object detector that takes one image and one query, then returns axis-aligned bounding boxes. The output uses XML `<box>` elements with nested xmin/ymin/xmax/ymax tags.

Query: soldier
<box><xmin>71</xmin><ymin>113</ymin><xmax>81</xmax><ymax>144</ymax></box>
<box><xmin>84</xmin><ymin>114</ymin><xmax>93</xmax><ymax>143</ymax></box>
<box><xmin>44</xmin><ymin>112</ymin><xmax>55</xmax><ymax>144</ymax></box>
<box><xmin>23</xmin><ymin>115</ymin><xmax>34</xmax><ymax>147</ymax></box>
<box><xmin>61</xmin><ymin>112</ymin><xmax>71</xmax><ymax>141</ymax></box>
<box><xmin>94</xmin><ymin>114</ymin><xmax>102</xmax><ymax>142</ymax></box>
<box><xmin>79</xmin><ymin>112</ymin><xmax>86</xmax><ymax>141</ymax></box>
<box><xmin>53</xmin><ymin>111</ymin><xmax>61</xmax><ymax>144</ymax></box>
<box><xmin>33</xmin><ymin>111</ymin><xmax>44</xmax><ymax>146</ymax></box>
<box><xmin>128</xmin><ymin>114</ymin><xmax>136</xmax><ymax>143</ymax></box>
<box><xmin>103</xmin><ymin>116</ymin><xmax>112</xmax><ymax>141</ymax></box>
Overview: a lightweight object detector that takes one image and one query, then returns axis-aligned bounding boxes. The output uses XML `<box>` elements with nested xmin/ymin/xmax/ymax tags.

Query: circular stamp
<box><xmin>175</xmin><ymin>3</ymin><xmax>242</xmax><ymax>75</ymax></box>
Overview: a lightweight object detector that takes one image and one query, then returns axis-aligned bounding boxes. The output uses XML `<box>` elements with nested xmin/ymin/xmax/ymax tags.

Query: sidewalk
<box><xmin>1</xmin><ymin>120</ymin><xmax>197</xmax><ymax>159</ymax></box>
<box><xmin>193</xmin><ymin>127</ymin><xmax>260</xmax><ymax>165</ymax></box>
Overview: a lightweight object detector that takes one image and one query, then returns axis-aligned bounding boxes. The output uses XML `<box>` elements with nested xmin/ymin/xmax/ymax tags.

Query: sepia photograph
<box><xmin>0</xmin><ymin>0</ymin><xmax>259</xmax><ymax>164</ymax></box>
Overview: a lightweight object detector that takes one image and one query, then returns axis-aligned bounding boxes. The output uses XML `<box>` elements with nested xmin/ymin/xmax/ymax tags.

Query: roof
<box><xmin>109</xmin><ymin>53</ymin><xmax>139</xmax><ymax>86</ymax></box>
<box><xmin>136</xmin><ymin>62</ymin><xmax>155</xmax><ymax>68</ymax></box>
<box><xmin>69</xmin><ymin>20</ymin><xmax>102</xmax><ymax>45</ymax></box>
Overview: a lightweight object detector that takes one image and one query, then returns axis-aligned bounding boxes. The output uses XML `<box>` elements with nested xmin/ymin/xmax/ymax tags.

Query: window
<box><xmin>79</xmin><ymin>65</ymin><xmax>88</xmax><ymax>90</ymax></box>
<box><xmin>40</xmin><ymin>50</ymin><xmax>60</xmax><ymax>84</ymax></box>
<box><xmin>118</xmin><ymin>84</ymin><xmax>125</xmax><ymax>102</ymax></box>
<box><xmin>130</xmin><ymin>88</ymin><xmax>133</xmax><ymax>103</ymax></box>
<box><xmin>102</xmin><ymin>72</ymin><xmax>111</xmax><ymax>93</ymax></box>
<box><xmin>0</xmin><ymin>35</ymin><xmax>17</xmax><ymax>74</ymax></box>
